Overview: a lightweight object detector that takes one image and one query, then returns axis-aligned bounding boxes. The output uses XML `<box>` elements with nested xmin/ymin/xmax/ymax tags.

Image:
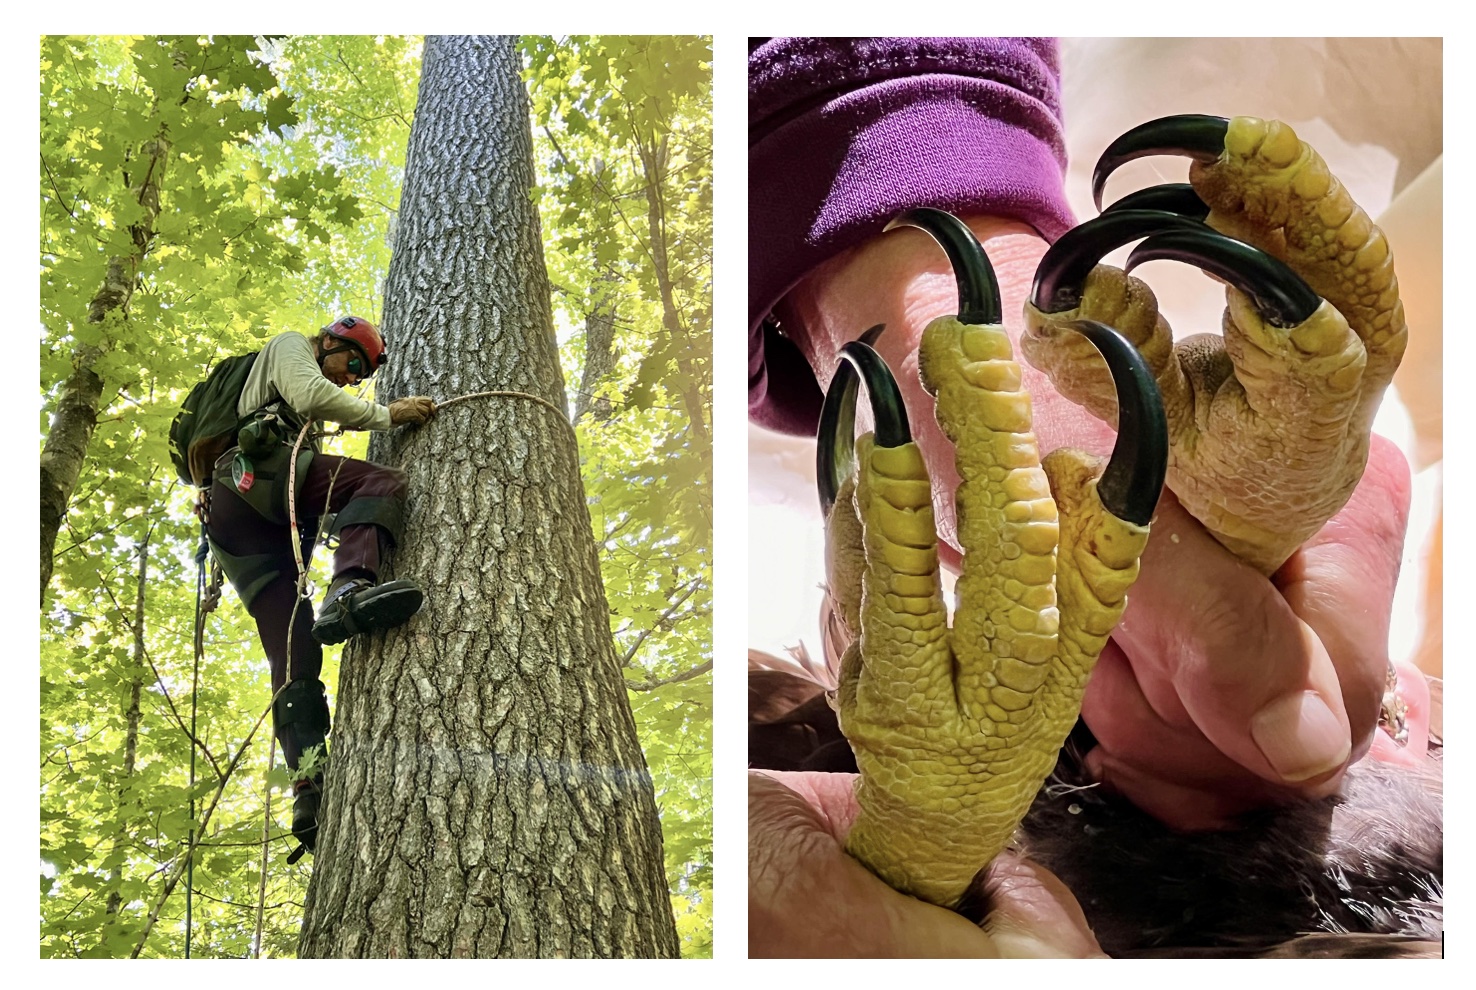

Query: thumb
<box><xmin>1273</xmin><ymin>434</ymin><xmax>1411</xmax><ymax>761</ymax></box>
<box><xmin>1108</xmin><ymin>491</ymin><xmax>1352</xmax><ymax>789</ymax></box>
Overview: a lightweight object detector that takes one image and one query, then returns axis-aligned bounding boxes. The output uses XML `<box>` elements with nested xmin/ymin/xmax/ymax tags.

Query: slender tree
<box><xmin>39</xmin><ymin>127</ymin><xmax>166</xmax><ymax>604</ymax></box>
<box><xmin>296</xmin><ymin>35</ymin><xmax>679</xmax><ymax>958</ymax></box>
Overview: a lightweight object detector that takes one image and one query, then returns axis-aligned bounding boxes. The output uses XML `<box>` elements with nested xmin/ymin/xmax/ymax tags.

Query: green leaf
<box><xmin>265</xmin><ymin>93</ymin><xmax>299</xmax><ymax>136</ymax></box>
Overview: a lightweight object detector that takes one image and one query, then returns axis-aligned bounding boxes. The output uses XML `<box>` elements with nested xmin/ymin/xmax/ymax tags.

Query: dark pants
<box><xmin>208</xmin><ymin>452</ymin><xmax>406</xmax><ymax>768</ymax></box>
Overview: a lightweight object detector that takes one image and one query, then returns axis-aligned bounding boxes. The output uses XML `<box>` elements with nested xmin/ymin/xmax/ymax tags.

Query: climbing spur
<box><xmin>1024</xmin><ymin>114</ymin><xmax>1407</xmax><ymax>574</ymax></box>
<box><xmin>817</xmin><ymin>208</ymin><xmax>1168</xmax><ymax>908</ymax></box>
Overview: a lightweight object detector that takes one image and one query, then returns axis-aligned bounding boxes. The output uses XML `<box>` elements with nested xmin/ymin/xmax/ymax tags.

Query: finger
<box><xmin>1273</xmin><ymin>434</ymin><xmax>1411</xmax><ymax>761</ymax></box>
<box><xmin>1081</xmin><ymin>640</ymin><xmax>1303</xmax><ymax>827</ymax></box>
<box><xmin>748</xmin><ymin>772</ymin><xmax>1001</xmax><ymax>958</ymax></box>
<box><xmin>1110</xmin><ymin>490</ymin><xmax>1352</xmax><ymax>787</ymax></box>
<box><xmin>1125</xmin><ymin>232</ymin><xmax>1365</xmax><ymax>453</ymax></box>
<box><xmin>841</xmin><ymin>345</ymin><xmax>951</xmax><ymax>716</ymax></box>
<box><xmin>884</xmin><ymin>213</ymin><xmax>1061</xmax><ymax>724</ymax></box>
<box><xmin>977</xmin><ymin>851</ymin><xmax>1107</xmax><ymax>958</ymax></box>
<box><xmin>918</xmin><ymin>313</ymin><xmax>1057</xmax><ymax>720</ymax></box>
<box><xmin>1042</xmin><ymin>318</ymin><xmax>1167</xmax><ymax>752</ymax></box>
<box><xmin>818</xmin><ymin>331</ymin><xmax>884</xmax><ymax>641</ymax></box>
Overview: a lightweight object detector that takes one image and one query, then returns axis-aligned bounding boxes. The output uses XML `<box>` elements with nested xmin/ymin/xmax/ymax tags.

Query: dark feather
<box><xmin>1016</xmin><ymin>722</ymin><xmax>1443</xmax><ymax>956</ymax></box>
<box><xmin>1117</xmin><ymin>934</ymin><xmax>1441</xmax><ymax>958</ymax></box>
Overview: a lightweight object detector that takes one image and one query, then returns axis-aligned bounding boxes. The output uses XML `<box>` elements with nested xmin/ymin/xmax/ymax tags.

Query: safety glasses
<box><xmin>332</xmin><ymin>342</ymin><xmax>373</xmax><ymax>380</ymax></box>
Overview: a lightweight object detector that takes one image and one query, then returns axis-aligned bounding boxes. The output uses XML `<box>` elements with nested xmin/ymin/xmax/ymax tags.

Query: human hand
<box><xmin>389</xmin><ymin>396</ymin><xmax>437</xmax><ymax>425</ymax></box>
<box><xmin>779</xmin><ymin>214</ymin><xmax>1414</xmax><ymax>829</ymax></box>
<box><xmin>748</xmin><ymin>770</ymin><xmax>1103</xmax><ymax>958</ymax></box>
<box><xmin>1079</xmin><ymin>435</ymin><xmax>1419</xmax><ymax>828</ymax></box>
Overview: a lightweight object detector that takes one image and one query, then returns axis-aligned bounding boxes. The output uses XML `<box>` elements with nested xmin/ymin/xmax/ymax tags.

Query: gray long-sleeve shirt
<box><xmin>237</xmin><ymin>331</ymin><xmax>393</xmax><ymax>431</ymax></box>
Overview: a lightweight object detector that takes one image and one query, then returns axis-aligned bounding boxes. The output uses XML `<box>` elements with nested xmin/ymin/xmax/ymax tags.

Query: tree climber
<box><xmin>182</xmin><ymin>316</ymin><xmax>437</xmax><ymax>860</ymax></box>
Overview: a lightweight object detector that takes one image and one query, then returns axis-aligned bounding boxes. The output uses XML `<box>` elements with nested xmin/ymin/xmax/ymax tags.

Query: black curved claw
<box><xmin>1125</xmin><ymin>229</ymin><xmax>1320</xmax><ymax>329</ymax></box>
<box><xmin>816</xmin><ymin>327</ymin><xmax>909</xmax><ymax>515</ymax></box>
<box><xmin>885</xmin><ymin>208</ymin><xmax>1001</xmax><ymax>325</ymax></box>
<box><xmin>1030</xmin><ymin>210</ymin><xmax>1208</xmax><ymax>314</ymax></box>
<box><xmin>1093</xmin><ymin>114</ymin><xmax>1230</xmax><ymax>212</ymax></box>
<box><xmin>1101</xmin><ymin>183</ymin><xmax>1209</xmax><ymax>221</ymax></box>
<box><xmin>1060</xmin><ymin>320</ymin><xmax>1167</xmax><ymax>526</ymax></box>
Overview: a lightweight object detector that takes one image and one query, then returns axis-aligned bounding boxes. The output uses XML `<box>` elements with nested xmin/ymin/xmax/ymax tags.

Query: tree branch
<box><xmin>617</xmin><ymin>578</ymin><xmax>703</xmax><ymax>667</ymax></box>
<box><xmin>625</xmin><ymin>659</ymin><xmax>712</xmax><ymax>693</ymax></box>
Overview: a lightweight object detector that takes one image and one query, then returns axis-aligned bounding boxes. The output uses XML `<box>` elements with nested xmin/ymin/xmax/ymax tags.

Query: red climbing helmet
<box><xmin>321</xmin><ymin>316</ymin><xmax>388</xmax><ymax>377</ymax></box>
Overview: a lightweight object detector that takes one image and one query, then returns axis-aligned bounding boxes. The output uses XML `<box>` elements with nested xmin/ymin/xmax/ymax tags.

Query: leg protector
<box><xmin>273</xmin><ymin>678</ymin><xmax>331</xmax><ymax>761</ymax></box>
<box><xmin>273</xmin><ymin>679</ymin><xmax>331</xmax><ymax>856</ymax></box>
<box><xmin>327</xmin><ymin>495</ymin><xmax>405</xmax><ymax>547</ymax></box>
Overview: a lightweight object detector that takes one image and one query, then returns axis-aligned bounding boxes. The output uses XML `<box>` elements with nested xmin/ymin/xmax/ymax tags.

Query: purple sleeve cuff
<box><xmin>749</xmin><ymin>37</ymin><xmax>1077</xmax><ymax>435</ymax></box>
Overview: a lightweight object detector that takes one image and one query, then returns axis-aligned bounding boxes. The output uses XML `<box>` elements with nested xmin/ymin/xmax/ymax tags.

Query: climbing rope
<box><xmin>436</xmin><ymin>388</ymin><xmax>573</xmax><ymax>426</ymax></box>
<box><xmin>280</xmin><ymin>421</ymin><xmax>347</xmax><ymax>866</ymax></box>
<box><xmin>185</xmin><ymin>507</ymin><xmax>231</xmax><ymax>956</ymax></box>
<box><xmin>251</xmin><ymin>738</ymin><xmax>275</xmax><ymax>958</ymax></box>
<box><xmin>285</xmin><ymin>421</ymin><xmax>342</xmax><ymax>600</ymax></box>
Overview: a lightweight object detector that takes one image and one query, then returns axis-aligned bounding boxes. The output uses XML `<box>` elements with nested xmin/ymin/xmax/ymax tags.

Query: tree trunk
<box><xmin>297</xmin><ymin>35</ymin><xmax>679</xmax><ymax>959</ymax></box>
<box><xmin>106</xmin><ymin>531</ymin><xmax>150</xmax><ymax>919</ymax></box>
<box><xmin>635</xmin><ymin>135</ymin><xmax>710</xmax><ymax>454</ymax></box>
<box><xmin>40</xmin><ymin>133</ymin><xmax>169</xmax><ymax>604</ymax></box>
<box><xmin>573</xmin><ymin>270</ymin><xmax>619</xmax><ymax>425</ymax></box>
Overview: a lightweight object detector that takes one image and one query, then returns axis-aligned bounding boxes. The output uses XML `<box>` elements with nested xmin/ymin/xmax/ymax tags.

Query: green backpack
<box><xmin>169</xmin><ymin>352</ymin><xmax>260</xmax><ymax>486</ymax></box>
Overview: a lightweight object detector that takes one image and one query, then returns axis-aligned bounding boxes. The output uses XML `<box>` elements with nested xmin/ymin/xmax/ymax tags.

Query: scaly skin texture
<box><xmin>831</xmin><ymin>316</ymin><xmax>1148</xmax><ymax>908</ymax></box>
<box><xmin>1022</xmin><ymin>117</ymin><xmax>1405</xmax><ymax>574</ymax></box>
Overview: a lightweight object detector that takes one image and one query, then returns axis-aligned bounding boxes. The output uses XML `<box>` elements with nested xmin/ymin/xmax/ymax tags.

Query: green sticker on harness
<box><xmin>232</xmin><ymin>451</ymin><xmax>255</xmax><ymax>493</ymax></box>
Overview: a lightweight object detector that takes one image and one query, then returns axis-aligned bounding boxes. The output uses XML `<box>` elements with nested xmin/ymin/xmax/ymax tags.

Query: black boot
<box><xmin>274</xmin><ymin>679</ymin><xmax>331</xmax><ymax>862</ymax></box>
<box><xmin>312</xmin><ymin>575</ymin><xmax>424</xmax><ymax>645</ymax></box>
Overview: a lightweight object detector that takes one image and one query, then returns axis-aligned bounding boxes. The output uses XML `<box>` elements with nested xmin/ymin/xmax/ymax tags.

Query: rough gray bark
<box><xmin>297</xmin><ymin>35</ymin><xmax>679</xmax><ymax>959</ymax></box>
<box><xmin>40</xmin><ymin>133</ymin><xmax>168</xmax><ymax>605</ymax></box>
